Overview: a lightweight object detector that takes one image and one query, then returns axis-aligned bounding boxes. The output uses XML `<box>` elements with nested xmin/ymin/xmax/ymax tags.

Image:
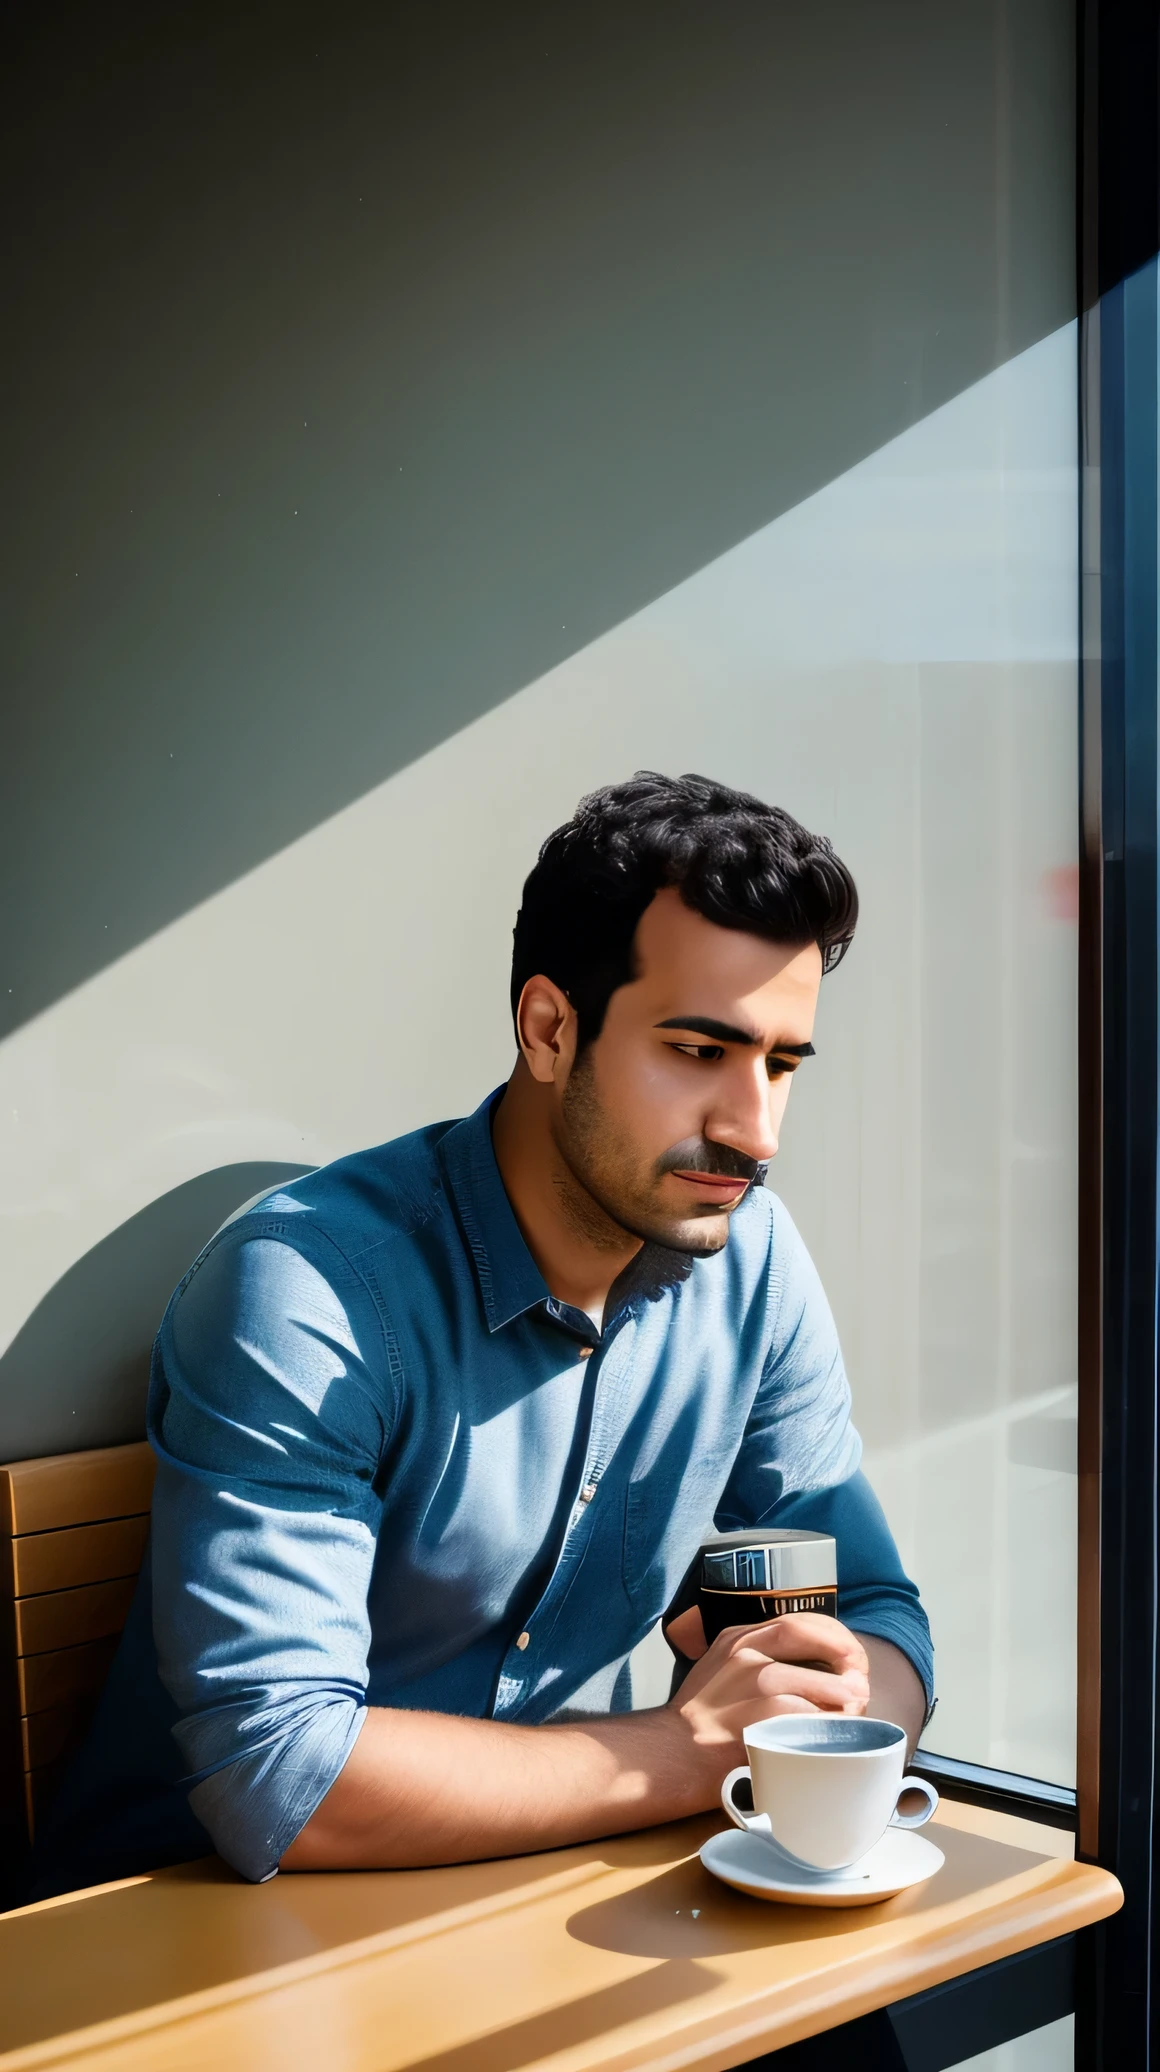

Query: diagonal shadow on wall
<box><xmin>1</xmin><ymin>0</ymin><xmax>1077</xmax><ymax>1039</ymax></box>
<box><xmin>0</xmin><ymin>1163</ymin><xmax>311</xmax><ymax>1461</ymax></box>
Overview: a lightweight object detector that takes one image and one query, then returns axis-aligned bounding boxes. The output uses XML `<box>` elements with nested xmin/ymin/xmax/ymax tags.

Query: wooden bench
<box><xmin>0</xmin><ymin>1443</ymin><xmax>154</xmax><ymax>1869</ymax></box>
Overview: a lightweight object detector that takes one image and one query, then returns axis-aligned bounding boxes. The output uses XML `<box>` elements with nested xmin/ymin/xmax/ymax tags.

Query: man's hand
<box><xmin>666</xmin><ymin>1608</ymin><xmax>924</xmax><ymax>1756</ymax></box>
<box><xmin>664</xmin><ymin>1610</ymin><xmax>870</xmax><ymax>1784</ymax></box>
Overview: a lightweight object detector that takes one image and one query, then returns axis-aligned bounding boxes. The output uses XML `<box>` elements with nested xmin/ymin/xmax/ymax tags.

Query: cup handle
<box><xmin>890</xmin><ymin>1775</ymin><xmax>940</xmax><ymax>1830</ymax></box>
<box><xmin>720</xmin><ymin>1765</ymin><xmax>761</xmax><ymax>1831</ymax></box>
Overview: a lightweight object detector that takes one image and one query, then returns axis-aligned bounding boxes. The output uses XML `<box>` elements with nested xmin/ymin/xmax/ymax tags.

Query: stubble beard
<box><xmin>554</xmin><ymin>1052</ymin><xmax>734</xmax><ymax>1257</ymax></box>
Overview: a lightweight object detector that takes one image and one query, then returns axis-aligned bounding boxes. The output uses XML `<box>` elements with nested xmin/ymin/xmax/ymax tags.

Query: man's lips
<box><xmin>670</xmin><ymin>1169</ymin><xmax>751</xmax><ymax>1199</ymax></box>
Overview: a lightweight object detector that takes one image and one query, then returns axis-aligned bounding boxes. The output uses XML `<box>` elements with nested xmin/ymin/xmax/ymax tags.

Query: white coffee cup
<box><xmin>721</xmin><ymin>1715</ymin><xmax>939</xmax><ymax>1871</ymax></box>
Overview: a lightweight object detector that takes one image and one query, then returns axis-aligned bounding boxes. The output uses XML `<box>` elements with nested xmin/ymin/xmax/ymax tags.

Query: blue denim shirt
<box><xmin>39</xmin><ymin>1091</ymin><xmax>931</xmax><ymax>1891</ymax></box>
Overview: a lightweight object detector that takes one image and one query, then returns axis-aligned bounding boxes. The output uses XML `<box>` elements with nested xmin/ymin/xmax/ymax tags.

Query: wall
<box><xmin>1</xmin><ymin>1</ymin><xmax>1078</xmax><ymax>1780</ymax></box>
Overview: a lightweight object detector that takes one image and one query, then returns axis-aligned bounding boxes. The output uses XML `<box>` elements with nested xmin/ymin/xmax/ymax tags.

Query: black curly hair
<box><xmin>511</xmin><ymin>772</ymin><xmax>858</xmax><ymax>1048</ymax></box>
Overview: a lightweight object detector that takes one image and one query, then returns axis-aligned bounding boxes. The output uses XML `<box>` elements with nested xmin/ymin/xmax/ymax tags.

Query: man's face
<box><xmin>553</xmin><ymin>887</ymin><xmax>823</xmax><ymax>1254</ymax></box>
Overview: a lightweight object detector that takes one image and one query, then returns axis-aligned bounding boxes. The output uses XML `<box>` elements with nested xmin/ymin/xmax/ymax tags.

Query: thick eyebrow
<box><xmin>654</xmin><ymin>1016</ymin><xmax>815</xmax><ymax>1057</ymax></box>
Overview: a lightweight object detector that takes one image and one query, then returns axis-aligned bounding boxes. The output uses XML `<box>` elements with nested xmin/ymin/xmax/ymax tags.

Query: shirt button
<box><xmin>580</xmin><ymin>1484</ymin><xmax>597</xmax><ymax>1503</ymax></box>
<box><xmin>515</xmin><ymin>1631</ymin><xmax>530</xmax><ymax>1651</ymax></box>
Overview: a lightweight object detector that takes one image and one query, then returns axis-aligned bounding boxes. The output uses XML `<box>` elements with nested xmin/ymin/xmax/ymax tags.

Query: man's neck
<box><xmin>490</xmin><ymin>1067</ymin><xmax>640</xmax><ymax>1330</ymax></box>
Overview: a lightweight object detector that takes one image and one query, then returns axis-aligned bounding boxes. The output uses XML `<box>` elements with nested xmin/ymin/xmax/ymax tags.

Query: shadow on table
<box><xmin>393</xmin><ymin>1963</ymin><xmax>724</xmax><ymax>2072</ymax></box>
<box><xmin>0</xmin><ymin>1851</ymin><xmax>593</xmax><ymax>2054</ymax></box>
<box><xmin>568</xmin><ymin>1822</ymin><xmax>1053</xmax><ymax>1960</ymax></box>
<box><xmin>0</xmin><ymin>1821</ymin><xmax>1059</xmax><ymax>2058</ymax></box>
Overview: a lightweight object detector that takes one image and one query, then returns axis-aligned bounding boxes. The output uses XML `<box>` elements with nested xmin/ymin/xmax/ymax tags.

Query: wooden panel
<box><xmin>0</xmin><ymin>1443</ymin><xmax>154</xmax><ymax>1538</ymax></box>
<box><xmin>5</xmin><ymin>1514</ymin><xmax>149</xmax><ymax>1599</ymax></box>
<box><xmin>15</xmin><ymin>1636</ymin><xmax>119</xmax><ymax>1717</ymax></box>
<box><xmin>22</xmin><ymin>1754</ymin><xmax>69</xmax><ymax>1840</ymax></box>
<box><xmin>12</xmin><ymin>1577</ymin><xmax>136</xmax><ymax>1657</ymax></box>
<box><xmin>0</xmin><ymin>1810</ymin><xmax>1125</xmax><ymax>2072</ymax></box>
<box><xmin>20</xmin><ymin>1700</ymin><xmax>94</xmax><ymax>1772</ymax></box>
<box><xmin>0</xmin><ymin>1654</ymin><xmax>26</xmax><ymax>1875</ymax></box>
<box><xmin>0</xmin><ymin>1447</ymin><xmax>150</xmax><ymax>1856</ymax></box>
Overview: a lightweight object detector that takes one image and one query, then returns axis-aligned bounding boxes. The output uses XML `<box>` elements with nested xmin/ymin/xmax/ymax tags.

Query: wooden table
<box><xmin>0</xmin><ymin>1802</ymin><xmax>1122</xmax><ymax>2072</ymax></box>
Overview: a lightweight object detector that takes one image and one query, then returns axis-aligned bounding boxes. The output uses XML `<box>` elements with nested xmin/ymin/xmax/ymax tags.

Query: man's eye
<box><xmin>767</xmin><ymin>1056</ymin><xmax>797</xmax><ymax>1080</ymax></box>
<box><xmin>669</xmin><ymin>1042</ymin><xmax>725</xmax><ymax>1062</ymax></box>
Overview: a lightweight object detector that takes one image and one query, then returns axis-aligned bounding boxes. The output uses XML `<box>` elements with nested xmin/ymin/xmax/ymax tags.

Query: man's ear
<box><xmin>516</xmin><ymin>975</ymin><xmax>579</xmax><ymax>1085</ymax></box>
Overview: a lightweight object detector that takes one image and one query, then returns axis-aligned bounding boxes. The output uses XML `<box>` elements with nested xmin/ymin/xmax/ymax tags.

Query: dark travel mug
<box><xmin>669</xmin><ymin>1528</ymin><xmax>839</xmax><ymax>1648</ymax></box>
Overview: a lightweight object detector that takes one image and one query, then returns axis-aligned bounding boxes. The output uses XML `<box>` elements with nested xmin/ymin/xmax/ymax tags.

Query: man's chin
<box><xmin>626</xmin><ymin>1206</ymin><xmax>735</xmax><ymax>1257</ymax></box>
<box><xmin>669</xmin><ymin>1222</ymin><xmax>732</xmax><ymax>1257</ymax></box>
<box><xmin>567</xmin><ymin>1159</ymin><xmax>749</xmax><ymax>1258</ymax></box>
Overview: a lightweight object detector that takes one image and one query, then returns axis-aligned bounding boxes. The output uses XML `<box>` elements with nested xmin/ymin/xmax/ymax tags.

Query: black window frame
<box><xmin>1074</xmin><ymin>1</ymin><xmax>1160</xmax><ymax>2063</ymax></box>
<box><xmin>898</xmin><ymin>6</ymin><xmax>1160</xmax><ymax>2064</ymax></box>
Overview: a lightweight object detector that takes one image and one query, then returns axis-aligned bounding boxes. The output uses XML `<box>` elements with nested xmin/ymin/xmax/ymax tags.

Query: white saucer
<box><xmin>699</xmin><ymin>1823</ymin><xmax>945</xmax><ymax>1907</ymax></box>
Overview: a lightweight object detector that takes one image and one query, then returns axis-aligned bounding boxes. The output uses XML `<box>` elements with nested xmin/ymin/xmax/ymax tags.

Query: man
<box><xmin>37</xmin><ymin>771</ymin><xmax>931</xmax><ymax>1894</ymax></box>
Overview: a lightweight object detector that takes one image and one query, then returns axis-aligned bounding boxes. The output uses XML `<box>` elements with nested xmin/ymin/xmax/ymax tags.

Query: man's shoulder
<box><xmin>218</xmin><ymin>1115</ymin><xmax>464</xmax><ymax>1266</ymax></box>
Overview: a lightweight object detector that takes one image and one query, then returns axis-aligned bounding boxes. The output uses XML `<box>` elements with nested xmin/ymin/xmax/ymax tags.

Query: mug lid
<box><xmin>700</xmin><ymin>1528</ymin><xmax>837</xmax><ymax>1595</ymax></box>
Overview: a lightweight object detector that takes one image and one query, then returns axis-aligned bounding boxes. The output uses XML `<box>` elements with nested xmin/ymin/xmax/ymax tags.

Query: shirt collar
<box><xmin>438</xmin><ymin>1089</ymin><xmax>551</xmax><ymax>1332</ymax></box>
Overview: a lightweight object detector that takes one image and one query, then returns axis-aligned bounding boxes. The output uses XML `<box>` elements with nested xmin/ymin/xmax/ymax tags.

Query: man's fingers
<box><xmin>703</xmin><ymin>1647</ymin><xmax>867</xmax><ymax>1715</ymax></box>
<box><xmin>726</xmin><ymin>1636</ymin><xmax>867</xmax><ymax>1688</ymax></box>
<box><xmin>752</xmin><ymin>1661</ymin><xmax>867</xmax><ymax>1712</ymax></box>
<box><xmin>674</xmin><ymin>1613</ymin><xmax>872</xmax><ymax>1745</ymax></box>
<box><xmin>727</xmin><ymin>1614</ymin><xmax>869</xmax><ymax>1676</ymax></box>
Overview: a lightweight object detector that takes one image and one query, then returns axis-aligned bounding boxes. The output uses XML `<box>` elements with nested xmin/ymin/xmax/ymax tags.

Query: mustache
<box><xmin>656</xmin><ymin>1139</ymin><xmax>766</xmax><ymax>1187</ymax></box>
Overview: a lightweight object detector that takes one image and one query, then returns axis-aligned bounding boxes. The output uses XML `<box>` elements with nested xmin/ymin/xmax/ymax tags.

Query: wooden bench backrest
<box><xmin>0</xmin><ymin>1442</ymin><xmax>154</xmax><ymax>1857</ymax></box>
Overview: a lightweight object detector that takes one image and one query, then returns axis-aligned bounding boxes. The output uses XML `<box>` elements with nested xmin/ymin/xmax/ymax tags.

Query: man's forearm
<box><xmin>281</xmin><ymin>1613</ymin><xmax>876</xmax><ymax>1873</ymax></box>
<box><xmin>859</xmin><ymin>1634</ymin><xmax>928</xmax><ymax>1755</ymax></box>
<box><xmin>280</xmin><ymin>1703</ymin><xmax>704</xmax><ymax>1871</ymax></box>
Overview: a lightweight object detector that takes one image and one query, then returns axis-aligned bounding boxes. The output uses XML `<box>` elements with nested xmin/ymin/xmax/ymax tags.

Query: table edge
<box><xmin>0</xmin><ymin>1854</ymin><xmax>1124</xmax><ymax>2072</ymax></box>
<box><xmin>556</xmin><ymin>1861</ymin><xmax>1125</xmax><ymax>2072</ymax></box>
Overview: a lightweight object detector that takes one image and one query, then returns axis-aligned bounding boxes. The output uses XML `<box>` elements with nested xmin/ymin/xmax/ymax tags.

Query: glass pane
<box><xmin>769</xmin><ymin>331</ymin><xmax>1080</xmax><ymax>1786</ymax></box>
<box><xmin>761</xmin><ymin>129</ymin><xmax>1079</xmax><ymax>1795</ymax></box>
<box><xmin>625</xmin><ymin>17</ymin><xmax>1079</xmax><ymax>1783</ymax></box>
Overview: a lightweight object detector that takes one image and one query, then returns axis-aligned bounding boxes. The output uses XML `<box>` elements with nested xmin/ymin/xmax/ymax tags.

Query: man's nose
<box><xmin>707</xmin><ymin>1068</ymin><xmax>781</xmax><ymax>1165</ymax></box>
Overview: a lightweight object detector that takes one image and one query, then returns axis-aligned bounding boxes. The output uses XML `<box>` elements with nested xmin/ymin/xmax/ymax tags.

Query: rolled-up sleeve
<box><xmin>147</xmin><ymin>1221</ymin><xmax>391</xmax><ymax>1882</ymax></box>
<box><xmin>716</xmin><ymin>1197</ymin><xmax>934</xmax><ymax>1706</ymax></box>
